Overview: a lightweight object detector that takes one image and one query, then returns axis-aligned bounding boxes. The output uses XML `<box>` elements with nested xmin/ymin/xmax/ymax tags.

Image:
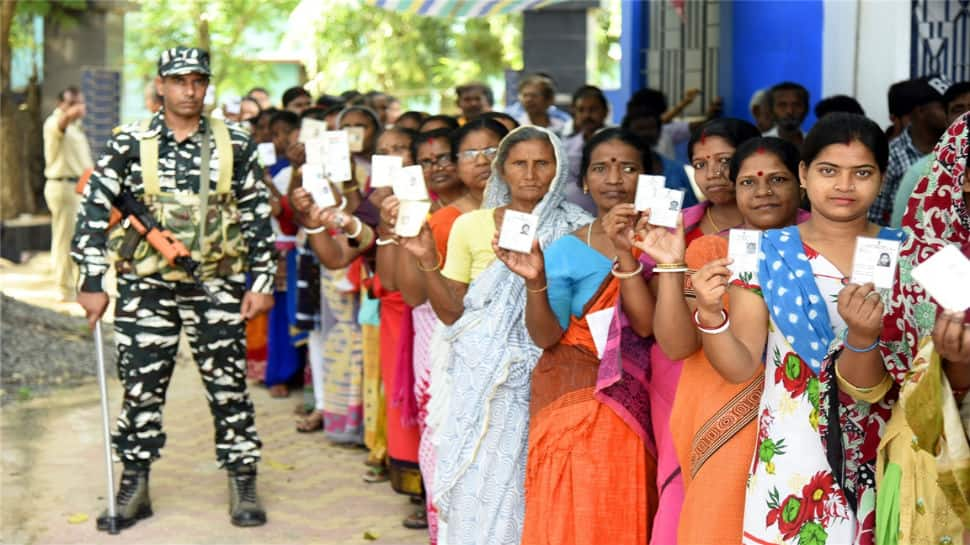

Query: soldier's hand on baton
<box><xmin>78</xmin><ymin>291</ymin><xmax>109</xmax><ymax>330</ymax></box>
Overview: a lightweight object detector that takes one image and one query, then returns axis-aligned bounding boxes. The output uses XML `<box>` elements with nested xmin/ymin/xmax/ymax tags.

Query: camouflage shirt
<box><xmin>72</xmin><ymin>110</ymin><xmax>277</xmax><ymax>294</ymax></box>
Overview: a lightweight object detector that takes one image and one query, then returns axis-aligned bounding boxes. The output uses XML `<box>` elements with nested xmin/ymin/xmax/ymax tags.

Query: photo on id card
<box><xmin>394</xmin><ymin>200</ymin><xmax>431</xmax><ymax>238</ymax></box>
<box><xmin>728</xmin><ymin>229</ymin><xmax>761</xmax><ymax>281</ymax></box>
<box><xmin>850</xmin><ymin>236</ymin><xmax>900</xmax><ymax>290</ymax></box>
<box><xmin>498</xmin><ymin>210</ymin><xmax>539</xmax><ymax>254</ymax></box>
<box><xmin>911</xmin><ymin>244</ymin><xmax>970</xmax><ymax>312</ymax></box>
<box><xmin>370</xmin><ymin>155</ymin><xmax>403</xmax><ymax>189</ymax></box>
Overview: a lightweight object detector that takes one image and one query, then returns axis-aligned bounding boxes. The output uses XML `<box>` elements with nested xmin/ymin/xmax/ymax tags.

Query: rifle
<box><xmin>112</xmin><ymin>190</ymin><xmax>220</xmax><ymax>304</ymax></box>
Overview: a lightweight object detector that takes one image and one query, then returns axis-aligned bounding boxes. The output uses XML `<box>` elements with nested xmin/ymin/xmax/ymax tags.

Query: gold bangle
<box><xmin>655</xmin><ymin>262</ymin><xmax>687</xmax><ymax>269</ymax></box>
<box><xmin>526</xmin><ymin>283</ymin><xmax>548</xmax><ymax>293</ymax></box>
<box><xmin>417</xmin><ymin>252</ymin><xmax>443</xmax><ymax>272</ymax></box>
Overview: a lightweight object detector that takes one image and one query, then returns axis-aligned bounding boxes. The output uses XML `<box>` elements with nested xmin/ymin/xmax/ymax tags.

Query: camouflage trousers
<box><xmin>112</xmin><ymin>273</ymin><xmax>261</xmax><ymax>470</ymax></box>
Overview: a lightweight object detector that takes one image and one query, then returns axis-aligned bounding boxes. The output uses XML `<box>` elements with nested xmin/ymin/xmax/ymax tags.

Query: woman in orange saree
<box><xmin>498</xmin><ymin>128</ymin><xmax>659</xmax><ymax>544</ymax></box>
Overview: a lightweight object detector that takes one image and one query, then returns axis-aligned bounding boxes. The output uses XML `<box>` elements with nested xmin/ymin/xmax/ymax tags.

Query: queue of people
<box><xmin>70</xmin><ymin>45</ymin><xmax>970</xmax><ymax>544</ymax></box>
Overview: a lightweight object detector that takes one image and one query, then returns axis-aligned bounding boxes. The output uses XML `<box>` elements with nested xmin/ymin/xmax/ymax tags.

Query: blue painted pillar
<box><xmin>724</xmin><ymin>0</ymin><xmax>824</xmax><ymax>129</ymax></box>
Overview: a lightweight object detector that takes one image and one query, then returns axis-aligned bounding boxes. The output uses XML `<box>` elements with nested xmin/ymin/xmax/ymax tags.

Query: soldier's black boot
<box><xmin>96</xmin><ymin>467</ymin><xmax>152</xmax><ymax>531</ymax></box>
<box><xmin>228</xmin><ymin>465</ymin><xmax>266</xmax><ymax>527</ymax></box>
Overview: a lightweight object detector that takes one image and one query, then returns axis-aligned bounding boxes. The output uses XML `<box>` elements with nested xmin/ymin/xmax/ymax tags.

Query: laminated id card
<box><xmin>392</xmin><ymin>165</ymin><xmax>430</xmax><ymax>201</ymax></box>
<box><xmin>302</xmin><ymin>164</ymin><xmax>337</xmax><ymax>209</ymax></box>
<box><xmin>850</xmin><ymin>236</ymin><xmax>901</xmax><ymax>290</ymax></box>
<box><xmin>256</xmin><ymin>142</ymin><xmax>277</xmax><ymax>168</ymax></box>
<box><xmin>648</xmin><ymin>188</ymin><xmax>684</xmax><ymax>229</ymax></box>
<box><xmin>497</xmin><ymin>210</ymin><xmax>539</xmax><ymax>254</ymax></box>
<box><xmin>728</xmin><ymin>229</ymin><xmax>762</xmax><ymax>279</ymax></box>
<box><xmin>394</xmin><ymin>200</ymin><xmax>432</xmax><ymax>238</ymax></box>
<box><xmin>299</xmin><ymin>118</ymin><xmax>327</xmax><ymax>143</ymax></box>
<box><xmin>370</xmin><ymin>155</ymin><xmax>403</xmax><ymax>189</ymax></box>
<box><xmin>912</xmin><ymin>244</ymin><xmax>970</xmax><ymax>311</ymax></box>
<box><xmin>304</xmin><ymin>138</ymin><xmax>325</xmax><ymax>166</ymax></box>
<box><xmin>323</xmin><ymin>131</ymin><xmax>352</xmax><ymax>182</ymax></box>
<box><xmin>346</xmin><ymin>126</ymin><xmax>365</xmax><ymax>153</ymax></box>
<box><xmin>634</xmin><ymin>175</ymin><xmax>666</xmax><ymax>212</ymax></box>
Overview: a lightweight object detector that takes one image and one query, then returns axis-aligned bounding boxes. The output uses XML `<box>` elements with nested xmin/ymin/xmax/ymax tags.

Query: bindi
<box><xmin>757</xmin><ymin>170</ymin><xmax>764</xmax><ymax>176</ymax></box>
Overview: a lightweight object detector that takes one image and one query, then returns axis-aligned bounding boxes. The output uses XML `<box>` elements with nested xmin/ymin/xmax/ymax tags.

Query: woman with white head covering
<box><xmin>397</xmin><ymin>125</ymin><xmax>590</xmax><ymax>543</ymax></box>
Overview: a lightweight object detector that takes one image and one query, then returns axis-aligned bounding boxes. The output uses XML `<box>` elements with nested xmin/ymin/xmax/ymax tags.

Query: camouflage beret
<box><xmin>157</xmin><ymin>47</ymin><xmax>211</xmax><ymax>77</ymax></box>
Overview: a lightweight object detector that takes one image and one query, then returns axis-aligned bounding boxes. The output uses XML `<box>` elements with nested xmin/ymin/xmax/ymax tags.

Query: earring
<box><xmin>582</xmin><ymin>183</ymin><xmax>589</xmax><ymax>194</ymax></box>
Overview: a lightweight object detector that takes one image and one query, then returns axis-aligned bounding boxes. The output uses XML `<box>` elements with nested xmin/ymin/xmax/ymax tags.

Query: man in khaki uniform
<box><xmin>43</xmin><ymin>86</ymin><xmax>93</xmax><ymax>300</ymax></box>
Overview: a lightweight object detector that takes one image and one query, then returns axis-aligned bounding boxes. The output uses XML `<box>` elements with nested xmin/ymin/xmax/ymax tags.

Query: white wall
<box><xmin>823</xmin><ymin>0</ymin><xmax>911</xmax><ymax>127</ymax></box>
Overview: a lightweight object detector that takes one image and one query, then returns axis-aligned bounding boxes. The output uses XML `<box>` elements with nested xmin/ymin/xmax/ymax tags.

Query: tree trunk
<box><xmin>0</xmin><ymin>0</ymin><xmax>26</xmax><ymax>220</ymax></box>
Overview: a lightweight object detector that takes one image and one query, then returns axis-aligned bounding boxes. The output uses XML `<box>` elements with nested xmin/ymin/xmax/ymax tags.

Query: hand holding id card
<box><xmin>850</xmin><ymin>236</ymin><xmax>901</xmax><ymax>290</ymax></box>
<box><xmin>498</xmin><ymin>210</ymin><xmax>539</xmax><ymax>254</ymax></box>
<box><xmin>302</xmin><ymin>164</ymin><xmax>337</xmax><ymax>209</ymax></box>
<box><xmin>371</xmin><ymin>155</ymin><xmax>403</xmax><ymax>189</ymax></box>
<box><xmin>912</xmin><ymin>245</ymin><xmax>970</xmax><ymax>311</ymax></box>
<box><xmin>257</xmin><ymin>143</ymin><xmax>277</xmax><ymax>168</ymax></box>
<box><xmin>299</xmin><ymin>118</ymin><xmax>327</xmax><ymax>143</ymax></box>
<box><xmin>323</xmin><ymin>131</ymin><xmax>352</xmax><ymax>182</ymax></box>
<box><xmin>728</xmin><ymin>229</ymin><xmax>762</xmax><ymax>280</ymax></box>
<box><xmin>394</xmin><ymin>200</ymin><xmax>432</xmax><ymax>238</ymax></box>
<box><xmin>392</xmin><ymin>165</ymin><xmax>430</xmax><ymax>201</ymax></box>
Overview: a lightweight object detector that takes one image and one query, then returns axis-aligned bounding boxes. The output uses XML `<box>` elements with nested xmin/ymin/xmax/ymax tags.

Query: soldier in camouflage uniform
<box><xmin>73</xmin><ymin>47</ymin><xmax>277</xmax><ymax>530</ymax></box>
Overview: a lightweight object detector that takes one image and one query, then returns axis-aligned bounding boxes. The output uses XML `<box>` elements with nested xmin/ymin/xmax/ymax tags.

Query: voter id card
<box><xmin>850</xmin><ymin>236</ymin><xmax>900</xmax><ymax>290</ymax></box>
<box><xmin>394</xmin><ymin>200</ymin><xmax>431</xmax><ymax>237</ymax></box>
<box><xmin>498</xmin><ymin>210</ymin><xmax>539</xmax><ymax>254</ymax></box>
<box><xmin>302</xmin><ymin>164</ymin><xmax>337</xmax><ymax>209</ymax></box>
<box><xmin>912</xmin><ymin>244</ymin><xmax>970</xmax><ymax>311</ymax></box>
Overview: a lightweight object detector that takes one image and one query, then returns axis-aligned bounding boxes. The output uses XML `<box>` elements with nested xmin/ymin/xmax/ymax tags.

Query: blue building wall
<box><xmin>614</xmin><ymin>0</ymin><xmax>825</xmax><ymax>132</ymax></box>
<box><xmin>725</xmin><ymin>0</ymin><xmax>824</xmax><ymax>129</ymax></box>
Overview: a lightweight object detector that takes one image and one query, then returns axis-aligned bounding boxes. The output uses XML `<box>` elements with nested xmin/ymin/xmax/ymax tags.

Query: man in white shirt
<box><xmin>762</xmin><ymin>82</ymin><xmax>809</xmax><ymax>145</ymax></box>
<box><xmin>43</xmin><ymin>86</ymin><xmax>93</xmax><ymax>301</ymax></box>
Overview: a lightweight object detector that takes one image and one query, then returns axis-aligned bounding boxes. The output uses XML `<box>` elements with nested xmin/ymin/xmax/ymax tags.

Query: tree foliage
<box><xmin>1</xmin><ymin>0</ymin><xmax>86</xmax><ymax>220</ymax></box>
<box><xmin>124</xmin><ymin>0</ymin><xmax>300</xmax><ymax>101</ymax></box>
<box><xmin>299</xmin><ymin>1</ymin><xmax>522</xmax><ymax>110</ymax></box>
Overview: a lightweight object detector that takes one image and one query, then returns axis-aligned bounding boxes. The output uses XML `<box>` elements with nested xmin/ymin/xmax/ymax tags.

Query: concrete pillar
<box><xmin>42</xmin><ymin>2</ymin><xmax>125</xmax><ymax>116</ymax></box>
<box><xmin>522</xmin><ymin>1</ymin><xmax>597</xmax><ymax>104</ymax></box>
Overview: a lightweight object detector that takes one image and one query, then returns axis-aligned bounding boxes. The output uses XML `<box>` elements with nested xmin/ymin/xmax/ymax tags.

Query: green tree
<box><xmin>1</xmin><ymin>0</ymin><xmax>86</xmax><ymax>220</ymax></box>
<box><xmin>301</xmin><ymin>2</ymin><xmax>521</xmax><ymax>111</ymax></box>
<box><xmin>124</xmin><ymin>0</ymin><xmax>300</xmax><ymax>103</ymax></box>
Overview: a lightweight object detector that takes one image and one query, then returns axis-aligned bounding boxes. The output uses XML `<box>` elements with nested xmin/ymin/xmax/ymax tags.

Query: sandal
<box><xmin>362</xmin><ymin>466</ymin><xmax>389</xmax><ymax>484</ymax></box>
<box><xmin>295</xmin><ymin>411</ymin><xmax>323</xmax><ymax>433</ymax></box>
<box><xmin>402</xmin><ymin>508</ymin><xmax>428</xmax><ymax>530</ymax></box>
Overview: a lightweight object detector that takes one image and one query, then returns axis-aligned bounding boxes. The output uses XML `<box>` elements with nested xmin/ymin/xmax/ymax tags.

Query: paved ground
<box><xmin>0</xmin><ymin>253</ymin><xmax>426</xmax><ymax>545</ymax></box>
